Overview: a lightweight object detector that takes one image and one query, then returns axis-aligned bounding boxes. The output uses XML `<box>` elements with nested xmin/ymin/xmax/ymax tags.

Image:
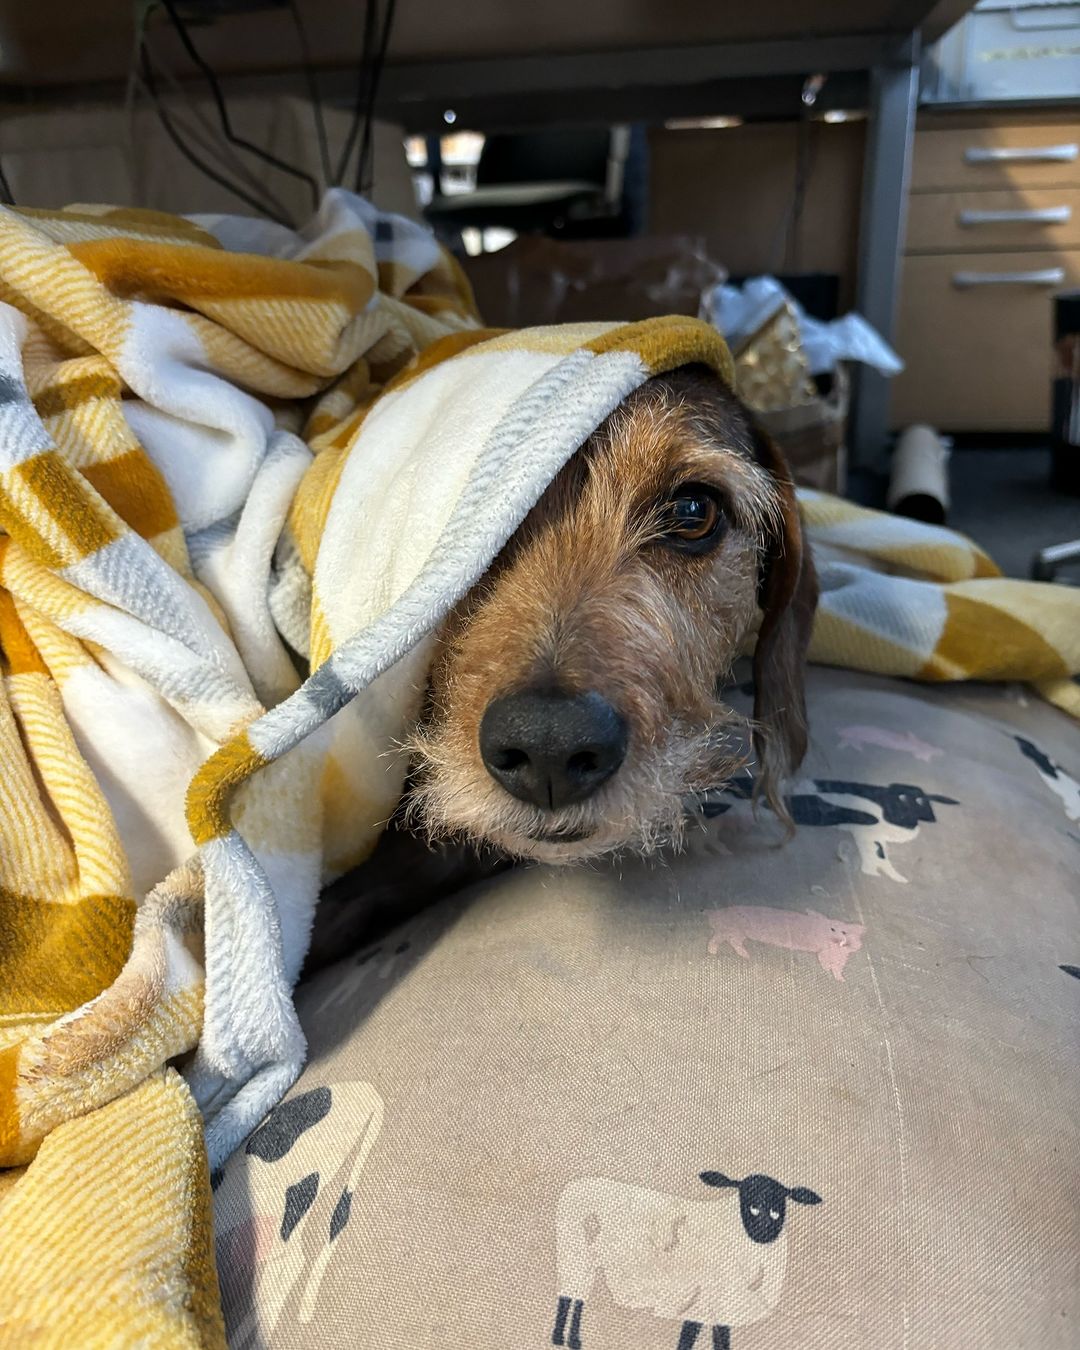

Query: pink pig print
<box><xmin>837</xmin><ymin>724</ymin><xmax>943</xmax><ymax>762</ymax></box>
<box><xmin>707</xmin><ymin>905</ymin><xmax>866</xmax><ymax>981</ymax></box>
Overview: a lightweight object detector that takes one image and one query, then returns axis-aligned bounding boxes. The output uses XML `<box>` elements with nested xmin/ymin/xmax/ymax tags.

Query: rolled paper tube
<box><xmin>888</xmin><ymin>424</ymin><xmax>951</xmax><ymax>524</ymax></box>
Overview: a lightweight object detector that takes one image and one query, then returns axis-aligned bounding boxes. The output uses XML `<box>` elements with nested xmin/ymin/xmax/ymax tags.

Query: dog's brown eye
<box><xmin>661</xmin><ymin>485</ymin><xmax>726</xmax><ymax>552</ymax></box>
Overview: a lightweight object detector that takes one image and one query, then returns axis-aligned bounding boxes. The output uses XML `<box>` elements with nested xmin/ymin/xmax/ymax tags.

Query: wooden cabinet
<box><xmin>892</xmin><ymin>110</ymin><xmax>1080</xmax><ymax>434</ymax></box>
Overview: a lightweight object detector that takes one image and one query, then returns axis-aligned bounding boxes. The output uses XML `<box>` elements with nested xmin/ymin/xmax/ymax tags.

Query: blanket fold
<box><xmin>1</xmin><ymin>190</ymin><xmax>1077</xmax><ymax>1346</ymax></box>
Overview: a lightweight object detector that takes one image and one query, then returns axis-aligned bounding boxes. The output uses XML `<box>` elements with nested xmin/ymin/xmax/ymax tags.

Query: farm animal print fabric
<box><xmin>213</xmin><ymin>666</ymin><xmax>1079</xmax><ymax>1347</ymax></box>
<box><xmin>212</xmin><ymin>1082</ymin><xmax>383</xmax><ymax>1345</ymax></box>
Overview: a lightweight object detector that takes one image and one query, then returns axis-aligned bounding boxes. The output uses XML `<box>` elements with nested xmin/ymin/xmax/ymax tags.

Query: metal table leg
<box><xmin>850</xmin><ymin>34</ymin><xmax>920</xmax><ymax>475</ymax></box>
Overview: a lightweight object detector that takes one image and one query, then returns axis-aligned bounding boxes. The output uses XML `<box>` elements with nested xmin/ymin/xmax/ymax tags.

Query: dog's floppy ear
<box><xmin>749</xmin><ymin>424</ymin><xmax>818</xmax><ymax>812</ymax></box>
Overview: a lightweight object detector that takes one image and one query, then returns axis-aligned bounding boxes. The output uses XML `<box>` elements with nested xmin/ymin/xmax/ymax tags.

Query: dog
<box><xmin>405</xmin><ymin>363</ymin><xmax>818</xmax><ymax>866</ymax></box>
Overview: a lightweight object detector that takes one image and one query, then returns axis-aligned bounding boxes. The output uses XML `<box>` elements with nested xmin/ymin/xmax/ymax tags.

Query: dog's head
<box><xmin>407</xmin><ymin>364</ymin><xmax>818</xmax><ymax>862</ymax></box>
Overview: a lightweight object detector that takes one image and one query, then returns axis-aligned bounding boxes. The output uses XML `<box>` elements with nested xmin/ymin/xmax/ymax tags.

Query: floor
<box><xmin>851</xmin><ymin>446</ymin><xmax>1080</xmax><ymax>581</ymax></box>
<box><xmin>947</xmin><ymin>447</ymin><xmax>1080</xmax><ymax>580</ymax></box>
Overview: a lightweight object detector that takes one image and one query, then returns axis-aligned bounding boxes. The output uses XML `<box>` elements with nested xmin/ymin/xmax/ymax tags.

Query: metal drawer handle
<box><xmin>958</xmin><ymin>205</ymin><xmax>1072</xmax><ymax>226</ymax></box>
<box><xmin>965</xmin><ymin>144</ymin><xmax>1079</xmax><ymax>164</ymax></box>
<box><xmin>953</xmin><ymin>267</ymin><xmax>1066</xmax><ymax>288</ymax></box>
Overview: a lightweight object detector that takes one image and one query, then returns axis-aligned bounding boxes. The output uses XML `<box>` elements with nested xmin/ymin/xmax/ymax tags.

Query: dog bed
<box><xmin>213</xmin><ymin>663</ymin><xmax>1080</xmax><ymax>1349</ymax></box>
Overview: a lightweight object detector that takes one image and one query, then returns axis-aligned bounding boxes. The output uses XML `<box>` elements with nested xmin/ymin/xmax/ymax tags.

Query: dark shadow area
<box><xmin>948</xmin><ymin>446</ymin><xmax>1079</xmax><ymax>580</ymax></box>
<box><xmin>303</xmin><ymin>823</ymin><xmax>514</xmax><ymax>978</ymax></box>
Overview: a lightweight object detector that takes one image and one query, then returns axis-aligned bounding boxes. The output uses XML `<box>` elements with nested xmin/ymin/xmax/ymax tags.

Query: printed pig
<box><xmin>707</xmin><ymin>905</ymin><xmax>866</xmax><ymax>981</ymax></box>
<box><xmin>837</xmin><ymin>724</ymin><xmax>942</xmax><ymax>762</ymax></box>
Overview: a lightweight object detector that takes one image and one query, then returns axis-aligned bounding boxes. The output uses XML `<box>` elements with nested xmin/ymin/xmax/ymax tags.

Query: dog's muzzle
<box><xmin>478</xmin><ymin>689</ymin><xmax>628</xmax><ymax>812</ymax></box>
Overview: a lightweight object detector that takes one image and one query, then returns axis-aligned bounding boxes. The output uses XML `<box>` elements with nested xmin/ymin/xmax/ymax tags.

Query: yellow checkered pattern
<box><xmin>0</xmin><ymin>195</ymin><xmax>477</xmax><ymax>1348</ymax></box>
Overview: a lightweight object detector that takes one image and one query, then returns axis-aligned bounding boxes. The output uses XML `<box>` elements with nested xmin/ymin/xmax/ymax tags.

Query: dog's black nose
<box><xmin>479</xmin><ymin>690</ymin><xmax>628</xmax><ymax>811</ymax></box>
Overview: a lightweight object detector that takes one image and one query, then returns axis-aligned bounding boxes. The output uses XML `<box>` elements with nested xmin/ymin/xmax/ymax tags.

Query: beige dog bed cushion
<box><xmin>213</xmin><ymin>664</ymin><xmax>1080</xmax><ymax>1350</ymax></box>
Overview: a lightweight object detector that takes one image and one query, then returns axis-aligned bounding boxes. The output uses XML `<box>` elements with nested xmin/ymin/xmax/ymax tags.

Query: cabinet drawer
<box><xmin>891</xmin><ymin>249</ymin><xmax>1080</xmax><ymax>432</ymax></box>
<box><xmin>911</xmin><ymin>122</ymin><xmax>1080</xmax><ymax>192</ymax></box>
<box><xmin>906</xmin><ymin>187</ymin><xmax>1080</xmax><ymax>253</ymax></box>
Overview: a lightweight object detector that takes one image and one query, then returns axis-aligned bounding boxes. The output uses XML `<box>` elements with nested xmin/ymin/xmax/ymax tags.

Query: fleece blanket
<box><xmin>0</xmin><ymin>192</ymin><xmax>1078</xmax><ymax>1347</ymax></box>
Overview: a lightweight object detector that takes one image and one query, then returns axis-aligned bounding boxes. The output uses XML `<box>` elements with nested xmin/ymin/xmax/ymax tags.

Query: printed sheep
<box><xmin>553</xmin><ymin>1170</ymin><xmax>822</xmax><ymax>1349</ymax></box>
<box><xmin>1015</xmin><ymin>736</ymin><xmax>1080</xmax><ymax>823</ymax></box>
<box><xmin>697</xmin><ymin>772</ymin><xmax>957</xmax><ymax>884</ymax></box>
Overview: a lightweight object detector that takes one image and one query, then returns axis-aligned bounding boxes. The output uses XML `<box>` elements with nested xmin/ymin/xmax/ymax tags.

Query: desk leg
<box><xmin>851</xmin><ymin>37</ymin><xmax>920</xmax><ymax>476</ymax></box>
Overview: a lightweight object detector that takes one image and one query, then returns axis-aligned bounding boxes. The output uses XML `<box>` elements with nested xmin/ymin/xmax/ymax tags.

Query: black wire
<box><xmin>354</xmin><ymin>0</ymin><xmax>396</xmax><ymax>194</ymax></box>
<box><xmin>142</xmin><ymin>33</ymin><xmax>296</xmax><ymax>224</ymax></box>
<box><xmin>160</xmin><ymin>0</ymin><xmax>320</xmax><ymax>212</ymax></box>
<box><xmin>334</xmin><ymin>0</ymin><xmax>378</xmax><ymax>187</ymax></box>
<box><xmin>141</xmin><ymin>46</ymin><xmax>294</xmax><ymax>227</ymax></box>
<box><xmin>786</xmin><ymin>113</ymin><xmax>819</xmax><ymax>273</ymax></box>
<box><xmin>0</xmin><ymin>158</ymin><xmax>14</xmax><ymax>206</ymax></box>
<box><xmin>287</xmin><ymin>0</ymin><xmax>333</xmax><ymax>189</ymax></box>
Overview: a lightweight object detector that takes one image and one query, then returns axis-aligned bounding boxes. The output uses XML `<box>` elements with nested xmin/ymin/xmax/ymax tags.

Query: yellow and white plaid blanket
<box><xmin>0</xmin><ymin>192</ymin><xmax>1077</xmax><ymax>1346</ymax></box>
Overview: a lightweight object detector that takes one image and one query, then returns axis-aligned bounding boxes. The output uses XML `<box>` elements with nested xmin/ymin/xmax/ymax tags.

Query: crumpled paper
<box><xmin>702</xmin><ymin>274</ymin><xmax>903</xmax><ymax>378</ymax></box>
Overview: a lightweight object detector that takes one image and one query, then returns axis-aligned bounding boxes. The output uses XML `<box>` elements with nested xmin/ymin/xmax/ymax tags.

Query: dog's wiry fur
<box><xmin>405</xmin><ymin>365</ymin><xmax>817</xmax><ymax>864</ymax></box>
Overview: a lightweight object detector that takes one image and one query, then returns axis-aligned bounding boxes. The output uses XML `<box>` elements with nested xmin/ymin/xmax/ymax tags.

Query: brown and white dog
<box><xmin>405</xmin><ymin>364</ymin><xmax>818</xmax><ymax>866</ymax></box>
